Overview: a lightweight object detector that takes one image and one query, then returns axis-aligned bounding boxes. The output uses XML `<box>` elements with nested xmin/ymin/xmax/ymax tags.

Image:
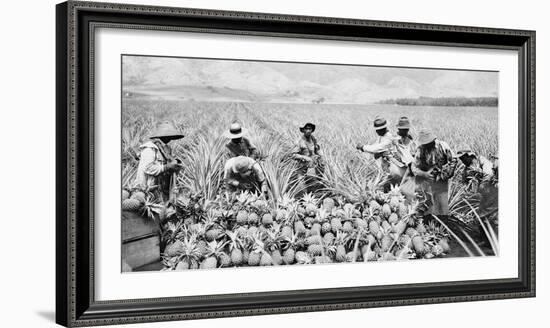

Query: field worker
<box><xmin>395</xmin><ymin>116</ymin><xmax>417</xmax><ymax>165</ymax></box>
<box><xmin>135</xmin><ymin>121</ymin><xmax>184</xmax><ymax>200</ymax></box>
<box><xmin>225</xmin><ymin>122</ymin><xmax>260</xmax><ymax>159</ymax></box>
<box><xmin>411</xmin><ymin>130</ymin><xmax>456</xmax><ymax>217</ymax></box>
<box><xmin>356</xmin><ymin>117</ymin><xmax>406</xmax><ymax>191</ymax></box>
<box><xmin>456</xmin><ymin>144</ymin><xmax>494</xmax><ymax>187</ymax></box>
<box><xmin>457</xmin><ymin>145</ymin><xmax>498</xmax><ymax>217</ymax></box>
<box><xmin>292</xmin><ymin>122</ymin><xmax>322</xmax><ymax>177</ymax></box>
<box><xmin>224</xmin><ymin>156</ymin><xmax>268</xmax><ymax>197</ymax></box>
<box><xmin>394</xmin><ymin>116</ymin><xmax>417</xmax><ymax>200</ymax></box>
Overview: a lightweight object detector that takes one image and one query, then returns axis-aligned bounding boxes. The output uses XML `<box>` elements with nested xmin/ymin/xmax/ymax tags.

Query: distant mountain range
<box><xmin>123</xmin><ymin>56</ymin><xmax>498</xmax><ymax>104</ymax></box>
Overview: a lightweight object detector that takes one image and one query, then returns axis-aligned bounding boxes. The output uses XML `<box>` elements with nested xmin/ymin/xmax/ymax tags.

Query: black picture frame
<box><xmin>56</xmin><ymin>1</ymin><xmax>536</xmax><ymax>326</ymax></box>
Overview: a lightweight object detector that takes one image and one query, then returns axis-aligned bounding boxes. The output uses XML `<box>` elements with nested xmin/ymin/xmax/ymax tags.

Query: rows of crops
<box><xmin>121</xmin><ymin>99</ymin><xmax>499</xmax><ymax>270</ymax></box>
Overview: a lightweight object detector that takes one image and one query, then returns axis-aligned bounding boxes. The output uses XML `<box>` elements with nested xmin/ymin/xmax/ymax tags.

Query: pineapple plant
<box><xmin>226</xmin><ymin>231</ymin><xmax>245</xmax><ymax>266</ymax></box>
<box><xmin>200</xmin><ymin>240</ymin><xmax>229</xmax><ymax>270</ymax></box>
<box><xmin>301</xmin><ymin>193</ymin><xmax>318</xmax><ymax>217</ymax></box>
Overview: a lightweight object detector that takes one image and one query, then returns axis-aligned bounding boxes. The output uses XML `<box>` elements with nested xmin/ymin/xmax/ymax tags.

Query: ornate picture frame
<box><xmin>56</xmin><ymin>1</ymin><xmax>535</xmax><ymax>326</ymax></box>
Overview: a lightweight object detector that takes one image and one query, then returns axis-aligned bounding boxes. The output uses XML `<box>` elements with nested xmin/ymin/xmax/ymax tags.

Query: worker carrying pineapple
<box><xmin>225</xmin><ymin>122</ymin><xmax>260</xmax><ymax>160</ymax></box>
<box><xmin>224</xmin><ymin>156</ymin><xmax>268</xmax><ymax>197</ymax></box>
<box><xmin>356</xmin><ymin>117</ymin><xmax>406</xmax><ymax>192</ymax></box>
<box><xmin>411</xmin><ymin>129</ymin><xmax>456</xmax><ymax>217</ymax></box>
<box><xmin>134</xmin><ymin>121</ymin><xmax>184</xmax><ymax>202</ymax></box>
<box><xmin>456</xmin><ymin>145</ymin><xmax>498</xmax><ymax>218</ymax></box>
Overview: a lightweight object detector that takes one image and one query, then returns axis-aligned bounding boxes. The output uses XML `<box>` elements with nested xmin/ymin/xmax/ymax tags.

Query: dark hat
<box><xmin>299</xmin><ymin>123</ymin><xmax>316</xmax><ymax>133</ymax></box>
<box><xmin>226</xmin><ymin>122</ymin><xmax>246</xmax><ymax>139</ymax></box>
<box><xmin>373</xmin><ymin>117</ymin><xmax>387</xmax><ymax>130</ymax></box>
<box><xmin>396</xmin><ymin>116</ymin><xmax>411</xmax><ymax>129</ymax></box>
<box><xmin>417</xmin><ymin>129</ymin><xmax>436</xmax><ymax>146</ymax></box>
<box><xmin>456</xmin><ymin>144</ymin><xmax>475</xmax><ymax>157</ymax></box>
<box><xmin>149</xmin><ymin>121</ymin><xmax>184</xmax><ymax>140</ymax></box>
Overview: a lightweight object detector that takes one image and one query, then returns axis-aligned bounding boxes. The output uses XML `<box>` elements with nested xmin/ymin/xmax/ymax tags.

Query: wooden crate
<box><xmin>122</xmin><ymin>211</ymin><xmax>161</xmax><ymax>271</ymax></box>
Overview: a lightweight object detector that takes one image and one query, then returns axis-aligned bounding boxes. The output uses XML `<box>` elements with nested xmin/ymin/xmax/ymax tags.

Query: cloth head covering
<box><xmin>417</xmin><ymin>129</ymin><xmax>436</xmax><ymax>146</ymax></box>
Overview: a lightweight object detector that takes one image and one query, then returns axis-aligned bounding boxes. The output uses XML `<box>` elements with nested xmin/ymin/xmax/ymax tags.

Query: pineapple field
<box><xmin>121</xmin><ymin>98</ymin><xmax>499</xmax><ymax>271</ymax></box>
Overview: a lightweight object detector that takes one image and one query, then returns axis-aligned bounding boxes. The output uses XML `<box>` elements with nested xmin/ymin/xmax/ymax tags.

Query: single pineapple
<box><xmin>310</xmin><ymin>223</ymin><xmax>322</xmax><ymax>236</ymax></box>
<box><xmin>122</xmin><ymin>189</ymin><xmax>130</xmax><ymax>200</ymax></box>
<box><xmin>200</xmin><ymin>257</ymin><xmax>217</xmax><ymax>269</ymax></box>
<box><xmin>271</xmin><ymin>250</ymin><xmax>283</xmax><ymax>265</ymax></box>
<box><xmin>262</xmin><ymin>213</ymin><xmax>273</xmax><ymax>226</ymax></box>
<box><xmin>381</xmin><ymin>203</ymin><xmax>392</xmax><ymax>218</ymax></box>
<box><xmin>248</xmin><ymin>212</ymin><xmax>259</xmax><ymax>225</ymax></box>
<box><xmin>322</xmin><ymin>197</ymin><xmax>335</xmax><ymax>211</ymax></box>
<box><xmin>295</xmin><ymin>251</ymin><xmax>312</xmax><ymax>264</ymax></box>
<box><xmin>130</xmin><ymin>191</ymin><xmax>146</xmax><ymax>204</ymax></box>
<box><xmin>321</xmin><ymin>222</ymin><xmax>332</xmax><ymax>234</ymax></box>
<box><xmin>307</xmin><ymin>244</ymin><xmax>323</xmax><ymax>256</ymax></box>
<box><xmin>294</xmin><ymin>220</ymin><xmax>307</xmax><ymax>235</ymax></box>
<box><xmin>230</xmin><ymin>248</ymin><xmax>243</xmax><ymax>265</ymax></box>
<box><xmin>368</xmin><ymin>220</ymin><xmax>380</xmax><ymax>235</ymax></box>
<box><xmin>342</xmin><ymin>221</ymin><xmax>354</xmax><ymax>233</ymax></box>
<box><xmin>283</xmin><ymin>248</ymin><xmax>295</xmax><ymax>265</ymax></box>
<box><xmin>164</xmin><ymin>240</ymin><xmax>185</xmax><ymax>257</ymax></box>
<box><xmin>381</xmin><ymin>235</ymin><xmax>393</xmax><ymax>252</ymax></box>
<box><xmin>260</xmin><ymin>252</ymin><xmax>273</xmax><ymax>266</ymax></box>
<box><xmin>236</xmin><ymin>210</ymin><xmax>248</xmax><ymax>225</ymax></box>
<box><xmin>248</xmin><ymin>251</ymin><xmax>261</xmax><ymax>266</ymax></box>
<box><xmin>122</xmin><ymin>198</ymin><xmax>142</xmax><ymax>212</ymax></box>
<box><xmin>281</xmin><ymin>225</ymin><xmax>293</xmax><ymax>239</ymax></box>
<box><xmin>330</xmin><ymin>217</ymin><xmax>342</xmax><ymax>232</ymax></box>
<box><xmin>323</xmin><ymin>232</ymin><xmax>335</xmax><ymax>245</ymax></box>
<box><xmin>219</xmin><ymin>253</ymin><xmax>232</xmax><ymax>267</ymax></box>
<box><xmin>412</xmin><ymin>236</ymin><xmax>425</xmax><ymax>254</ymax></box>
<box><xmin>388</xmin><ymin>213</ymin><xmax>399</xmax><ymax>224</ymax></box>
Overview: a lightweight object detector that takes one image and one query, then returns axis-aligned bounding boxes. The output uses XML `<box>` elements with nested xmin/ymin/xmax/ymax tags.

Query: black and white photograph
<box><xmin>121</xmin><ymin>55</ymin><xmax>500</xmax><ymax>272</ymax></box>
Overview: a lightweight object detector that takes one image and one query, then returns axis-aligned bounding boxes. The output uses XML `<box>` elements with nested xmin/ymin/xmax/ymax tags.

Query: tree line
<box><xmin>378</xmin><ymin>96</ymin><xmax>498</xmax><ymax>107</ymax></box>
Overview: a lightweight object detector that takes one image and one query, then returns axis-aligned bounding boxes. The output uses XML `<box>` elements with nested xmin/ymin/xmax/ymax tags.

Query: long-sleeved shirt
<box><xmin>361</xmin><ymin>131</ymin><xmax>402</xmax><ymax>170</ymax></box>
<box><xmin>223</xmin><ymin>157</ymin><xmax>266</xmax><ymax>192</ymax></box>
<box><xmin>395</xmin><ymin>135</ymin><xmax>417</xmax><ymax>166</ymax></box>
<box><xmin>134</xmin><ymin>139</ymin><xmax>173</xmax><ymax>193</ymax></box>
<box><xmin>225</xmin><ymin>137</ymin><xmax>259</xmax><ymax>159</ymax></box>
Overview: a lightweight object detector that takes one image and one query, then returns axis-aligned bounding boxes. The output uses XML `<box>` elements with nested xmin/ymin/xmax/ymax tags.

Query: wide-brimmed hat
<box><xmin>226</xmin><ymin>122</ymin><xmax>246</xmax><ymax>139</ymax></box>
<box><xmin>231</xmin><ymin>156</ymin><xmax>252</xmax><ymax>173</ymax></box>
<box><xmin>373</xmin><ymin>117</ymin><xmax>387</xmax><ymax>130</ymax></box>
<box><xmin>299</xmin><ymin>123</ymin><xmax>316</xmax><ymax>133</ymax></box>
<box><xmin>456</xmin><ymin>144</ymin><xmax>475</xmax><ymax>157</ymax></box>
<box><xmin>149</xmin><ymin>121</ymin><xmax>184</xmax><ymax>140</ymax></box>
<box><xmin>417</xmin><ymin>129</ymin><xmax>436</xmax><ymax>146</ymax></box>
<box><xmin>396</xmin><ymin>116</ymin><xmax>411</xmax><ymax>129</ymax></box>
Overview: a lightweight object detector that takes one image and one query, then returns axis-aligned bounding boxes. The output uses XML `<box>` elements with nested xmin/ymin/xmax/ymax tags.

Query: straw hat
<box><xmin>396</xmin><ymin>116</ymin><xmax>411</xmax><ymax>129</ymax></box>
<box><xmin>373</xmin><ymin>117</ymin><xmax>387</xmax><ymax>130</ymax></box>
<box><xmin>299</xmin><ymin>122</ymin><xmax>316</xmax><ymax>133</ymax></box>
<box><xmin>417</xmin><ymin>129</ymin><xmax>436</xmax><ymax>146</ymax></box>
<box><xmin>226</xmin><ymin>122</ymin><xmax>246</xmax><ymax>139</ymax></box>
<box><xmin>149</xmin><ymin>121</ymin><xmax>184</xmax><ymax>139</ymax></box>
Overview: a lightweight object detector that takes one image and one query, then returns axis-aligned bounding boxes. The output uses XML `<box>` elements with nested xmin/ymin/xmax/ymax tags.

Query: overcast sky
<box><xmin>123</xmin><ymin>56</ymin><xmax>498</xmax><ymax>104</ymax></box>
